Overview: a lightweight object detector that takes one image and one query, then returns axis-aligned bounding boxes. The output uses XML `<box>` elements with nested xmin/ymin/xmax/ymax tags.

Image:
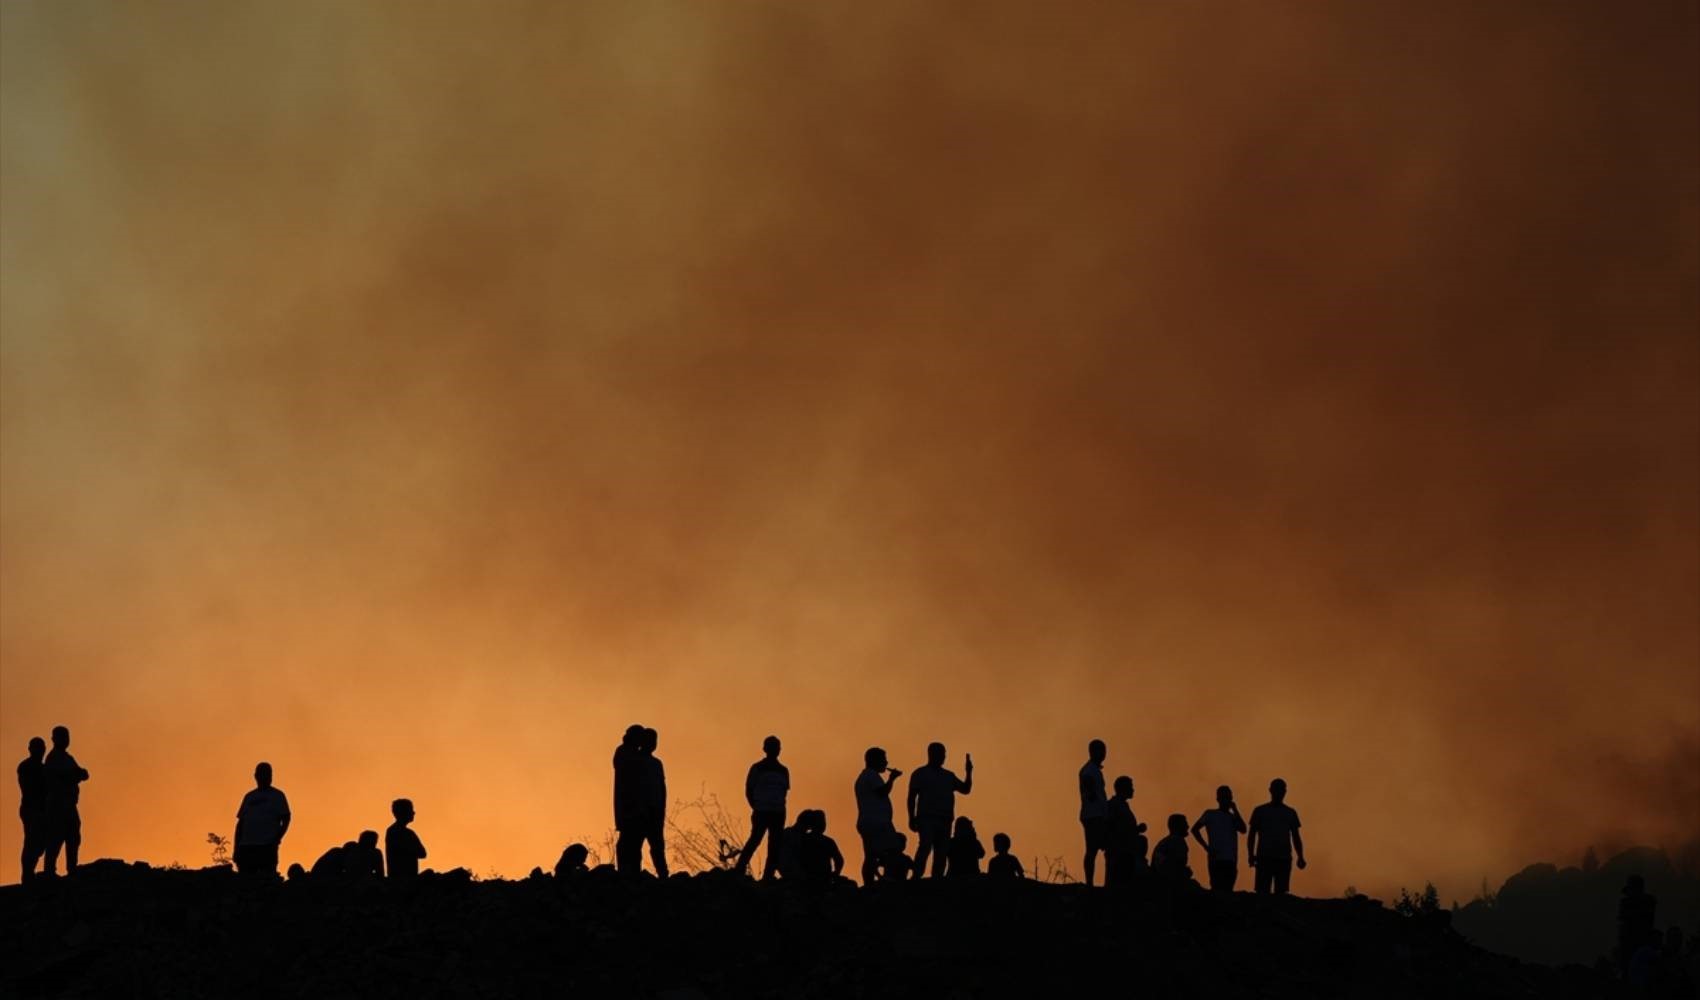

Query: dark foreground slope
<box><xmin>1</xmin><ymin>861</ymin><xmax>1617</xmax><ymax>1000</ymax></box>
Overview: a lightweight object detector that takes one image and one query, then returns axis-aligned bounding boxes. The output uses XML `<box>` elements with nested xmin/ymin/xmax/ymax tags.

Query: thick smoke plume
<box><xmin>2</xmin><ymin>1</ymin><xmax>1695</xmax><ymax>898</ymax></box>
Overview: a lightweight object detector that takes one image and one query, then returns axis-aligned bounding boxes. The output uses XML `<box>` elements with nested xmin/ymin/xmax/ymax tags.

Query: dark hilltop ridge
<box><xmin>0</xmin><ymin>860</ymin><xmax>1632</xmax><ymax>1000</ymax></box>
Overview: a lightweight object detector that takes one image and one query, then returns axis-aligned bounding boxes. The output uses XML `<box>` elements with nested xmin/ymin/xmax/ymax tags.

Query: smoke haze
<box><xmin>2</xmin><ymin>1</ymin><xmax>1696</xmax><ymax>898</ymax></box>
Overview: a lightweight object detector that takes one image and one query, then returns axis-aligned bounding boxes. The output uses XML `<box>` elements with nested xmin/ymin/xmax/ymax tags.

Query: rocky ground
<box><xmin>0</xmin><ymin>860</ymin><xmax>1623</xmax><ymax>999</ymax></box>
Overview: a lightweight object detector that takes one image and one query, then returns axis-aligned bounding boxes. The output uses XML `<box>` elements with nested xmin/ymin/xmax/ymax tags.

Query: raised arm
<box><xmin>958</xmin><ymin>756</ymin><xmax>973</xmax><ymax>795</ymax></box>
<box><xmin>1191</xmin><ymin>814</ymin><xmax>1210</xmax><ymax>853</ymax></box>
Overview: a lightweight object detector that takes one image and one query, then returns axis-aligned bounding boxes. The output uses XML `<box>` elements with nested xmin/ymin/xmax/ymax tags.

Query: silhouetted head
<box><xmin>358</xmin><ymin>830</ymin><xmax>378</xmax><ymax>849</ymax></box>
<box><xmin>561</xmin><ymin>843</ymin><xmax>589</xmax><ymax>870</ymax></box>
<box><xmin>953</xmin><ymin>816</ymin><xmax>974</xmax><ymax>837</ymax></box>
<box><xmin>392</xmin><ymin>798</ymin><xmax>415</xmax><ymax>823</ymax></box>
<box><xmin>1624</xmin><ymin>874</ymin><xmax>1645</xmax><ymax>894</ymax></box>
<box><xmin>254</xmin><ymin>762</ymin><xmax>273</xmax><ymax>788</ymax></box>
<box><xmin>343</xmin><ymin>840</ymin><xmax>358</xmax><ymax>851</ymax></box>
<box><xmin>805</xmin><ymin>809</ymin><xmax>827</xmax><ymax>833</ymax></box>
<box><xmin>1269</xmin><ymin>778</ymin><xmax>1287</xmax><ymax>803</ymax></box>
<box><xmin>641</xmin><ymin>728</ymin><xmax>658</xmax><ymax>753</ymax></box>
<box><xmin>622</xmin><ymin>724</ymin><xmax>644</xmax><ymax>746</ymax></box>
<box><xmin>1216</xmin><ymin>785</ymin><xmax>1233</xmax><ymax>806</ymax></box>
<box><xmin>1088</xmin><ymin>739</ymin><xmax>1106</xmax><ymax>763</ymax></box>
<box><xmin>1168</xmin><ymin>813</ymin><xmax>1188</xmax><ymax>836</ymax></box>
<box><xmin>927</xmin><ymin>742</ymin><xmax>946</xmax><ymax>766</ymax></box>
<box><xmin>993</xmin><ymin>832</ymin><xmax>1011</xmax><ymax>854</ymax></box>
<box><xmin>50</xmin><ymin>726</ymin><xmax>69</xmax><ymax>749</ymax></box>
<box><xmin>27</xmin><ymin>737</ymin><xmax>45</xmax><ymax>759</ymax></box>
<box><xmin>864</xmin><ymin>747</ymin><xmax>888</xmax><ymax>770</ymax></box>
<box><xmin>1113</xmin><ymin>775</ymin><xmax>1134</xmax><ymax>798</ymax></box>
<box><xmin>763</xmin><ymin>735</ymin><xmax>781</xmax><ymax>757</ymax></box>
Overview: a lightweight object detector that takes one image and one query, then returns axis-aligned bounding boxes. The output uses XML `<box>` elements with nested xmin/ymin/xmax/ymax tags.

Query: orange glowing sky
<box><xmin>1</xmin><ymin>1</ymin><xmax>1696</xmax><ymax>899</ymax></box>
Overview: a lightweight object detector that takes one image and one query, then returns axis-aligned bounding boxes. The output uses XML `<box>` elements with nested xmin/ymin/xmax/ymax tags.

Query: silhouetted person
<box><xmin>1079</xmin><ymin>739</ymin><xmax>1108</xmax><ymax>887</ymax></box>
<box><xmin>1617</xmin><ymin>874</ymin><xmax>1657</xmax><ymax>977</ymax></box>
<box><xmin>350</xmin><ymin>830</ymin><xmax>384</xmax><ymax>877</ymax></box>
<box><xmin>1151</xmin><ymin>814</ymin><xmax>1193</xmax><ymax>883</ymax></box>
<box><xmin>312</xmin><ymin>841</ymin><xmax>356</xmax><ymax>877</ymax></box>
<box><xmin>233</xmin><ymin>761</ymin><xmax>290</xmax><ymax>879</ymax></box>
<box><xmin>795</xmin><ymin>809</ymin><xmax>845</xmax><ymax>884</ymax></box>
<box><xmin>987</xmin><ymin>832</ymin><xmax>1025</xmax><ymax>879</ymax></box>
<box><xmin>734</xmin><ymin>735</ymin><xmax>790</xmax><ymax>879</ymax></box>
<box><xmin>879</xmin><ymin>832</ymin><xmax>914</xmax><ymax>881</ymax></box>
<box><xmin>639</xmin><ymin>727</ymin><xmax>669</xmax><ymax>877</ymax></box>
<box><xmin>1247</xmin><ymin>778</ymin><xmax>1305</xmax><ymax>895</ymax></box>
<box><xmin>854</xmin><ymin>747</ymin><xmax>903</xmax><ymax>884</ymax></box>
<box><xmin>810</xmin><ymin>811</ymin><xmax>845</xmax><ymax>881</ymax></box>
<box><xmin>947</xmin><ymin>816</ymin><xmax>985</xmax><ymax>878</ymax></box>
<box><xmin>613</xmin><ymin>724</ymin><xmax>648</xmax><ymax>875</ymax></box>
<box><xmin>16</xmin><ymin>737</ymin><xmax>46</xmax><ymax>883</ymax></box>
<box><xmin>907</xmin><ymin>742</ymin><xmax>972</xmax><ymax>878</ymax></box>
<box><xmin>555</xmin><ymin>843</ymin><xmax>590</xmax><ymax>879</ymax></box>
<box><xmin>42</xmin><ymin>726</ymin><xmax>89</xmax><ymax>876</ymax></box>
<box><xmin>1103</xmin><ymin>775</ymin><xmax>1147</xmax><ymax>888</ymax></box>
<box><xmin>385</xmin><ymin>798</ymin><xmax>426</xmax><ymax>879</ymax></box>
<box><xmin>1191</xmin><ymin>785</ymin><xmax>1247</xmax><ymax>894</ymax></box>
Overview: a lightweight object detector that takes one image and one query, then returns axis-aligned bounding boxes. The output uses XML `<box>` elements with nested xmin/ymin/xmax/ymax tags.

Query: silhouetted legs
<box><xmin>234</xmin><ymin>843</ymin><xmax>278</xmax><ymax>879</ymax></box>
<box><xmin>643</xmin><ymin>819</ymin><xmax>668</xmax><ymax>878</ymax></box>
<box><xmin>1208</xmin><ymin>859</ymin><xmax>1237</xmax><ymax>893</ymax></box>
<box><xmin>913</xmin><ymin>818</ymin><xmax>951</xmax><ymax>878</ymax></box>
<box><xmin>1081</xmin><ymin>818</ymin><xmax>1105</xmax><ymax>888</ymax></box>
<box><xmin>616</xmin><ymin>828</ymin><xmax>644</xmax><ymax>875</ymax></box>
<box><xmin>736</xmin><ymin>809</ymin><xmax>786</xmax><ymax>878</ymax></box>
<box><xmin>42</xmin><ymin>810</ymin><xmax>80</xmax><ymax>876</ymax></box>
<box><xmin>1254</xmin><ymin>857</ymin><xmax>1291</xmax><ymax>895</ymax></box>
<box><xmin>19</xmin><ymin>810</ymin><xmax>45</xmax><ymax>883</ymax></box>
<box><xmin>859</xmin><ymin>832</ymin><xmax>883</xmax><ymax>884</ymax></box>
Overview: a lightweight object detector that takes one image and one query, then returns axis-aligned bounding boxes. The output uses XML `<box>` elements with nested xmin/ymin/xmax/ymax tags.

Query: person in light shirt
<box><xmin>1191</xmin><ymin>784</ymin><xmax>1248</xmax><ymax>893</ymax></box>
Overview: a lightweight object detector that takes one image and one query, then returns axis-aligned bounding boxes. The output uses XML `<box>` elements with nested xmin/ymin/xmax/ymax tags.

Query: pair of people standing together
<box><xmin>854</xmin><ymin>742</ymin><xmax>973</xmax><ymax>881</ymax></box>
<box><xmin>1078</xmin><ymin>740</ymin><xmax>1306</xmax><ymax>894</ymax></box>
<box><xmin>612</xmin><ymin>725</ymin><xmax>667</xmax><ymax>877</ymax></box>
<box><xmin>15</xmin><ymin>726</ymin><xmax>89</xmax><ymax>881</ymax></box>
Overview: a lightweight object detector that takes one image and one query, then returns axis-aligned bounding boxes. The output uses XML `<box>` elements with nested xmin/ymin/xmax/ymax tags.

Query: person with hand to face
<box><xmin>854</xmin><ymin>747</ymin><xmax>904</xmax><ymax>884</ymax></box>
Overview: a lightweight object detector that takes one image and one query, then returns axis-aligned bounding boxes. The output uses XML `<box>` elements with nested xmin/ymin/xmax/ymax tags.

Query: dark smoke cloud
<box><xmin>2</xmin><ymin>1</ymin><xmax>1695</xmax><ymax>897</ymax></box>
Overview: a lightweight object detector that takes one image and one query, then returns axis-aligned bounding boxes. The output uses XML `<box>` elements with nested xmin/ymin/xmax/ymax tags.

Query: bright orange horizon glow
<box><xmin>2</xmin><ymin>2</ymin><xmax>1696</xmax><ymax>902</ymax></box>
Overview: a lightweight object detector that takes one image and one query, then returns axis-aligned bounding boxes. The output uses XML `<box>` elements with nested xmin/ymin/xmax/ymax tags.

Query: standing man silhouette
<box><xmin>1191</xmin><ymin>785</ymin><xmax>1247</xmax><ymax>893</ymax></box>
<box><xmin>906</xmin><ymin>742</ymin><xmax>972</xmax><ymax>878</ymax></box>
<box><xmin>42</xmin><ymin>726</ymin><xmax>89</xmax><ymax>876</ymax></box>
<box><xmin>233</xmin><ymin>762</ymin><xmax>290</xmax><ymax>879</ymax></box>
<box><xmin>734</xmin><ymin>735</ymin><xmax>790</xmax><ymax>879</ymax></box>
<box><xmin>1078</xmin><ymin>739</ymin><xmax>1108</xmax><ymax>887</ymax></box>
<box><xmin>612</xmin><ymin>724</ymin><xmax>647</xmax><ymax>875</ymax></box>
<box><xmin>639</xmin><ymin>727</ymin><xmax>669</xmax><ymax>877</ymax></box>
<box><xmin>16</xmin><ymin>737</ymin><xmax>46</xmax><ymax>882</ymax></box>
<box><xmin>1247</xmin><ymin>778</ymin><xmax>1305</xmax><ymax>895</ymax></box>
<box><xmin>854</xmin><ymin>747</ymin><xmax>903</xmax><ymax>884</ymax></box>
